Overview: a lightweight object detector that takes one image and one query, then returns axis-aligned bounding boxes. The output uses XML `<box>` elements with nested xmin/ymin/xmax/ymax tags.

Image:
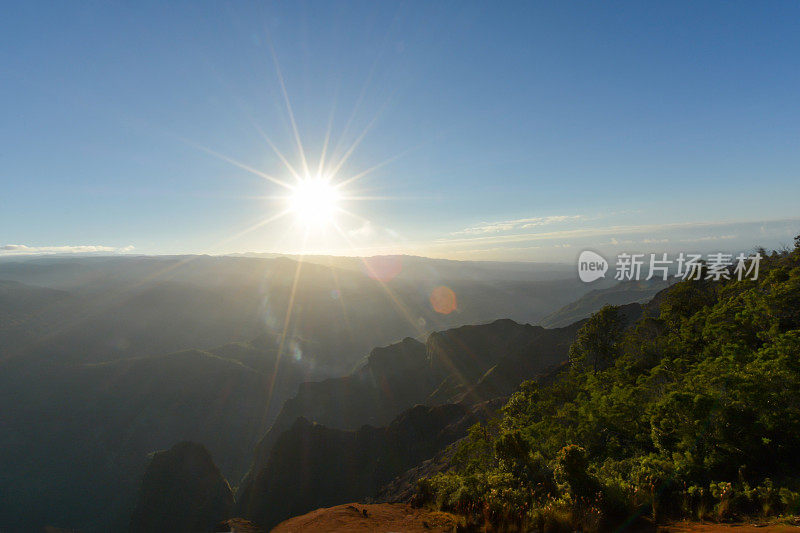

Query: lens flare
<box><xmin>430</xmin><ymin>286</ymin><xmax>457</xmax><ymax>314</ymax></box>
<box><xmin>362</xmin><ymin>255</ymin><xmax>403</xmax><ymax>282</ymax></box>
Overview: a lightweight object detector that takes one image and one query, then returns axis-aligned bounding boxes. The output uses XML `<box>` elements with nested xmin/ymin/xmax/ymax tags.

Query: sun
<box><xmin>287</xmin><ymin>176</ymin><xmax>341</xmax><ymax>227</ymax></box>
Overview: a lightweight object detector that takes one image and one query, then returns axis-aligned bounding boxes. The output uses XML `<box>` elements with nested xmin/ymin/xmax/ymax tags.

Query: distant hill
<box><xmin>539</xmin><ymin>279</ymin><xmax>671</xmax><ymax>328</ymax></box>
<box><xmin>0</xmin><ymin>254</ymin><xmax>594</xmax><ymax>532</ymax></box>
<box><xmin>0</xmin><ymin>255</ymin><xmax>589</xmax><ymax>372</ymax></box>
<box><xmin>0</xmin><ymin>279</ymin><xmax>68</xmax><ymax>339</ymax></box>
<box><xmin>234</xmin><ymin>253</ymin><xmax>575</xmax><ymax>283</ymax></box>
<box><xmin>0</xmin><ymin>337</ymin><xmax>309</xmax><ymax>532</ymax></box>
<box><xmin>0</xmin><ymin>279</ymin><xmax>67</xmax><ymax>315</ymax></box>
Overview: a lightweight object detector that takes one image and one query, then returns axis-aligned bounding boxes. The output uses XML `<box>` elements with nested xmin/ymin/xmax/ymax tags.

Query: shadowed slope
<box><xmin>129</xmin><ymin>441</ymin><xmax>233</xmax><ymax>533</ymax></box>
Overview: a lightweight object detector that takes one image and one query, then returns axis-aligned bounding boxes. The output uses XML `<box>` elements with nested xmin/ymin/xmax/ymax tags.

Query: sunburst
<box><xmin>186</xmin><ymin>40</ymin><xmax>438</xmax><ymax>421</ymax></box>
<box><xmin>285</xmin><ymin>175</ymin><xmax>342</xmax><ymax>227</ymax></box>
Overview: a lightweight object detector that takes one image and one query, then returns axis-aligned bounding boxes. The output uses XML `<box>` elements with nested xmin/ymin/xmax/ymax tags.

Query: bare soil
<box><xmin>660</xmin><ymin>521</ymin><xmax>800</xmax><ymax>532</ymax></box>
<box><xmin>270</xmin><ymin>504</ymin><xmax>800</xmax><ymax>533</ymax></box>
<box><xmin>270</xmin><ymin>503</ymin><xmax>460</xmax><ymax>532</ymax></box>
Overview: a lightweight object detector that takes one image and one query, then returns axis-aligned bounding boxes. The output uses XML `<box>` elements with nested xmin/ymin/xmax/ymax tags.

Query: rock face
<box><xmin>540</xmin><ymin>279</ymin><xmax>670</xmax><ymax>328</ymax></box>
<box><xmin>236</xmin><ymin>318</ymin><xmax>585</xmax><ymax>525</ymax></box>
<box><xmin>239</xmin><ymin>402</ymin><xmax>497</xmax><ymax>528</ymax></box>
<box><xmin>129</xmin><ymin>441</ymin><xmax>234</xmax><ymax>533</ymax></box>
<box><xmin>237</xmin><ymin>337</ymin><xmax>434</xmax><ymax>496</ymax></box>
<box><xmin>425</xmin><ymin>318</ymin><xmax>581</xmax><ymax>403</ymax></box>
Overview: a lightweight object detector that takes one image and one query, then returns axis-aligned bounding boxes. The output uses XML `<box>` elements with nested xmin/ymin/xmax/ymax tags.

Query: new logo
<box><xmin>578</xmin><ymin>250</ymin><xmax>608</xmax><ymax>282</ymax></box>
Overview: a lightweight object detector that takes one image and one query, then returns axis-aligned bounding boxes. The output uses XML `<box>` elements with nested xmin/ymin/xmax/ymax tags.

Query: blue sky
<box><xmin>2</xmin><ymin>1</ymin><xmax>799</xmax><ymax>261</ymax></box>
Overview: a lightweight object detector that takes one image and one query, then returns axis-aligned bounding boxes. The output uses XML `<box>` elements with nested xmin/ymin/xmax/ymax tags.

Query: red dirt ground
<box><xmin>660</xmin><ymin>521</ymin><xmax>800</xmax><ymax>532</ymax></box>
<box><xmin>270</xmin><ymin>503</ymin><xmax>460</xmax><ymax>532</ymax></box>
<box><xmin>269</xmin><ymin>503</ymin><xmax>800</xmax><ymax>533</ymax></box>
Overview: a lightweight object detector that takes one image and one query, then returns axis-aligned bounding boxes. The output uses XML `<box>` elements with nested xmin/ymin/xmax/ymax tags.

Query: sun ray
<box><xmin>196</xmin><ymin>59</ymin><xmax>307</xmax><ymax>184</ymax></box>
<box><xmin>329</xmin><ymin>57</ymin><xmax>378</xmax><ymax>165</ymax></box>
<box><xmin>337</xmin><ymin>220</ymin><xmax>478</xmax><ymax>395</ymax></box>
<box><xmin>335</xmin><ymin>141</ymin><xmax>423</xmax><ymax>188</ymax></box>
<box><xmin>326</xmin><ymin>259</ymin><xmax>355</xmax><ymax>369</ymax></box>
<box><xmin>251</xmin><ymin>123</ymin><xmax>303</xmax><ymax>180</ymax></box>
<box><xmin>218</xmin><ymin>209</ymin><xmax>292</xmax><ymax>246</ymax></box>
<box><xmin>327</xmin><ymin>89</ymin><xmax>397</xmax><ymax>179</ymax></box>
<box><xmin>253</xmin><ymin>193</ymin><xmax>409</xmax><ymax>204</ymax></box>
<box><xmin>332</xmin><ymin>222</ymin><xmax>427</xmax><ymax>339</ymax></box>
<box><xmin>335</xmin><ymin>206</ymin><xmax>372</xmax><ymax>224</ymax></box>
<box><xmin>340</xmin><ymin>195</ymin><xmax>433</xmax><ymax>201</ymax></box>
<box><xmin>266</xmin><ymin>40</ymin><xmax>311</xmax><ymax>178</ymax></box>
<box><xmin>262</xmin><ymin>229</ymin><xmax>309</xmax><ymax>423</ymax></box>
<box><xmin>317</xmin><ymin>88</ymin><xmax>339</xmax><ymax>177</ymax></box>
<box><xmin>328</xmin><ymin>7</ymin><xmax>401</xmax><ymax>165</ymax></box>
<box><xmin>190</xmin><ymin>142</ymin><xmax>293</xmax><ymax>189</ymax></box>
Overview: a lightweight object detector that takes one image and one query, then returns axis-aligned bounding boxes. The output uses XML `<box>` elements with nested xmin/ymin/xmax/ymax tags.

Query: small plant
<box><xmin>710</xmin><ymin>481</ymin><xmax>734</xmax><ymax>520</ymax></box>
<box><xmin>780</xmin><ymin>487</ymin><xmax>800</xmax><ymax>515</ymax></box>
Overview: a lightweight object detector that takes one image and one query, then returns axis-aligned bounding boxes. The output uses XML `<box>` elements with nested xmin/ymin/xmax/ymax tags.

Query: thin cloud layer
<box><xmin>451</xmin><ymin>215</ymin><xmax>585</xmax><ymax>236</ymax></box>
<box><xmin>424</xmin><ymin>216</ymin><xmax>800</xmax><ymax>262</ymax></box>
<box><xmin>0</xmin><ymin>244</ymin><xmax>135</xmax><ymax>256</ymax></box>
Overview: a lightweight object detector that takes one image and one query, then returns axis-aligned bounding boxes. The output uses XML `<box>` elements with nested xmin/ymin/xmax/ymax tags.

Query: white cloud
<box><xmin>0</xmin><ymin>244</ymin><xmax>135</xmax><ymax>256</ymax></box>
<box><xmin>416</xmin><ymin>216</ymin><xmax>800</xmax><ymax>262</ymax></box>
<box><xmin>347</xmin><ymin>222</ymin><xmax>377</xmax><ymax>240</ymax></box>
<box><xmin>451</xmin><ymin>214</ymin><xmax>584</xmax><ymax>236</ymax></box>
<box><xmin>436</xmin><ymin>217</ymin><xmax>799</xmax><ymax>248</ymax></box>
<box><xmin>346</xmin><ymin>222</ymin><xmax>400</xmax><ymax>244</ymax></box>
<box><xmin>679</xmin><ymin>234</ymin><xmax>737</xmax><ymax>243</ymax></box>
<box><xmin>450</xmin><ymin>245</ymin><xmax>542</xmax><ymax>256</ymax></box>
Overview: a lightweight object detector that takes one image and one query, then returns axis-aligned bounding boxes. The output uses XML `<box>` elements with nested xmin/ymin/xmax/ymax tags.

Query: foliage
<box><xmin>417</xmin><ymin>239</ymin><xmax>800</xmax><ymax>530</ymax></box>
<box><xmin>568</xmin><ymin>305</ymin><xmax>624</xmax><ymax>373</ymax></box>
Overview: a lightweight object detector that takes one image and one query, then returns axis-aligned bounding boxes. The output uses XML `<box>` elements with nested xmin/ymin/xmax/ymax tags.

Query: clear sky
<box><xmin>2</xmin><ymin>1</ymin><xmax>799</xmax><ymax>262</ymax></box>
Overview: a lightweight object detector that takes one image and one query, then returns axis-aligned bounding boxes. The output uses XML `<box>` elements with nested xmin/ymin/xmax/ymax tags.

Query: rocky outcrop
<box><xmin>239</xmin><ymin>401</ymin><xmax>498</xmax><ymax>528</ymax></box>
<box><xmin>237</xmin><ymin>318</ymin><xmax>585</xmax><ymax>523</ymax></box>
<box><xmin>129</xmin><ymin>442</ymin><xmax>234</xmax><ymax>533</ymax></box>
<box><xmin>425</xmin><ymin>318</ymin><xmax>542</xmax><ymax>384</ymax></box>
<box><xmin>235</xmin><ymin>337</ymin><xmax>435</xmax><ymax>512</ymax></box>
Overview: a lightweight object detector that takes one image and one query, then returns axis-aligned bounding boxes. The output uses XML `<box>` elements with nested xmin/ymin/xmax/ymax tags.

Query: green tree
<box><xmin>569</xmin><ymin>305</ymin><xmax>624</xmax><ymax>373</ymax></box>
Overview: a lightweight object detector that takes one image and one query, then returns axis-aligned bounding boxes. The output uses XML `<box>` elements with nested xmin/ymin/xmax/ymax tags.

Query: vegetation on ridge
<box><xmin>418</xmin><ymin>237</ymin><xmax>800</xmax><ymax>531</ymax></box>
